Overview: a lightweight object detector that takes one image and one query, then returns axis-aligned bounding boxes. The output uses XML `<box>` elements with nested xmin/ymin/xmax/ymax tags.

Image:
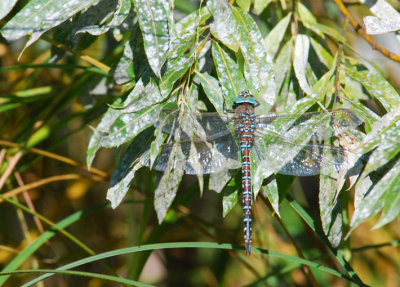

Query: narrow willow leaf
<box><xmin>107</xmin><ymin>129</ymin><xmax>154</xmax><ymax>208</ymax></box>
<box><xmin>361</xmin><ymin>0</ymin><xmax>400</xmax><ymax>31</ymax></box>
<box><xmin>345</xmin><ymin>67</ymin><xmax>400</xmax><ymax>111</ymax></box>
<box><xmin>222</xmin><ymin>173</ymin><xmax>241</xmax><ymax>217</ymax></box>
<box><xmin>351</xmin><ymin>159</ymin><xmax>400</xmax><ymax>229</ymax></box>
<box><xmin>236</xmin><ymin>0</ymin><xmax>251</xmax><ymax>11</ymax></box>
<box><xmin>210</xmin><ymin>169</ymin><xmax>233</xmax><ymax>194</ymax></box>
<box><xmin>319</xmin><ymin>139</ymin><xmax>343</xmax><ymax>248</ymax></box>
<box><xmin>310</xmin><ymin>38</ymin><xmax>333</xmax><ymax>68</ymax></box>
<box><xmin>212</xmin><ymin>42</ymin><xmax>247</xmax><ymax>107</ymax></box>
<box><xmin>87</xmin><ymin>102</ymin><xmax>163</xmax><ymax>169</ymax></box>
<box><xmin>262</xmin><ymin>178</ymin><xmax>280</xmax><ymax>217</ymax></box>
<box><xmin>264</xmin><ymin>13</ymin><xmax>292</xmax><ymax>58</ymax></box>
<box><xmin>364</xmin><ymin>16</ymin><xmax>400</xmax><ymax>34</ymax></box>
<box><xmin>233</xmin><ymin>7</ymin><xmax>275</xmax><ymax>105</ymax></box>
<box><xmin>254</xmin><ymin>0</ymin><xmax>273</xmax><ymax>15</ymax></box>
<box><xmin>0</xmin><ymin>0</ymin><xmax>18</xmax><ymax>20</ymax></box>
<box><xmin>1</xmin><ymin>0</ymin><xmax>95</xmax><ymax>45</ymax></box>
<box><xmin>76</xmin><ymin>0</ymin><xmax>131</xmax><ymax>35</ymax></box>
<box><xmin>355</xmin><ymin>108</ymin><xmax>400</xmax><ymax>174</ymax></box>
<box><xmin>113</xmin><ymin>40</ymin><xmax>136</xmax><ymax>84</ymax></box>
<box><xmin>374</xmin><ymin>168</ymin><xmax>400</xmax><ymax>229</ymax></box>
<box><xmin>294</xmin><ymin>34</ymin><xmax>313</xmax><ymax>95</ymax></box>
<box><xmin>208</xmin><ymin>0</ymin><xmax>240</xmax><ymax>52</ymax></box>
<box><xmin>174</xmin><ymin>7</ymin><xmax>210</xmax><ymax>37</ymax></box>
<box><xmin>124</xmin><ymin>55</ymin><xmax>195</xmax><ymax>113</ymax></box>
<box><xmin>196</xmin><ymin>73</ymin><xmax>224</xmax><ymax>112</ymax></box>
<box><xmin>134</xmin><ymin>0</ymin><xmax>171</xmax><ymax>77</ymax></box>
<box><xmin>154</xmin><ymin>142</ymin><xmax>185</xmax><ymax>223</ymax></box>
<box><xmin>274</xmin><ymin>40</ymin><xmax>293</xmax><ymax>97</ymax></box>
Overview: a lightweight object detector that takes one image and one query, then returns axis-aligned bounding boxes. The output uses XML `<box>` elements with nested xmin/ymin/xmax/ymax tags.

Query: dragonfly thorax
<box><xmin>232</xmin><ymin>90</ymin><xmax>260</xmax><ymax>108</ymax></box>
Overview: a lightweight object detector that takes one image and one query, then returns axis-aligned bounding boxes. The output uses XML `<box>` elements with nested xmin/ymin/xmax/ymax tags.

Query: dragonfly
<box><xmin>141</xmin><ymin>90</ymin><xmax>362</xmax><ymax>255</ymax></box>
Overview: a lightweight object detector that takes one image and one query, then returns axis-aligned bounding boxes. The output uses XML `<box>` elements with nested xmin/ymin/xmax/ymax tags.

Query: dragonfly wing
<box><xmin>141</xmin><ymin>134</ymin><xmax>241</xmax><ymax>175</ymax></box>
<box><xmin>255</xmin><ymin>109</ymin><xmax>362</xmax><ymax>141</ymax></box>
<box><xmin>158</xmin><ymin>110</ymin><xmax>233</xmax><ymax>141</ymax></box>
<box><xmin>253</xmin><ymin>116</ymin><xmax>360</xmax><ymax>176</ymax></box>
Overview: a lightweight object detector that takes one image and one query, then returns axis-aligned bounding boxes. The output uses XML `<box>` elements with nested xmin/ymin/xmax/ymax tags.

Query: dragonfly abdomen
<box><xmin>234</xmin><ymin>95</ymin><xmax>257</xmax><ymax>255</ymax></box>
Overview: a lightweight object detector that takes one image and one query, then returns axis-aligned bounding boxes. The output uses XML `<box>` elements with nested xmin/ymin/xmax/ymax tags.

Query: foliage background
<box><xmin>1</xmin><ymin>0</ymin><xmax>400</xmax><ymax>286</ymax></box>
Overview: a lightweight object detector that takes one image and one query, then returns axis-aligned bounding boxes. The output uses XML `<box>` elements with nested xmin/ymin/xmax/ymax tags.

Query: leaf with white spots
<box><xmin>212</xmin><ymin>42</ymin><xmax>247</xmax><ymax>107</ymax></box>
<box><xmin>0</xmin><ymin>0</ymin><xmax>18</xmax><ymax>20</ymax></box>
<box><xmin>294</xmin><ymin>34</ymin><xmax>313</xmax><ymax>95</ymax></box>
<box><xmin>233</xmin><ymin>7</ymin><xmax>275</xmax><ymax>105</ymax></box>
<box><xmin>207</xmin><ymin>0</ymin><xmax>240</xmax><ymax>52</ymax></box>
<box><xmin>107</xmin><ymin>128</ymin><xmax>154</xmax><ymax>208</ymax></box>
<box><xmin>1</xmin><ymin>0</ymin><xmax>96</xmax><ymax>52</ymax></box>
<box><xmin>134</xmin><ymin>0</ymin><xmax>172</xmax><ymax>77</ymax></box>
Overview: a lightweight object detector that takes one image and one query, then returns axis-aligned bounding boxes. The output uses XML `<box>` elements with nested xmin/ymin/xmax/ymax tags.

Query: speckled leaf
<box><xmin>294</xmin><ymin>34</ymin><xmax>313</xmax><ymax>95</ymax></box>
<box><xmin>113</xmin><ymin>40</ymin><xmax>136</xmax><ymax>85</ymax></box>
<box><xmin>107</xmin><ymin>129</ymin><xmax>153</xmax><ymax>208</ymax></box>
<box><xmin>154</xmin><ymin>142</ymin><xmax>185</xmax><ymax>223</ymax></box>
<box><xmin>351</xmin><ymin>159</ymin><xmax>400</xmax><ymax>229</ymax></box>
<box><xmin>356</xmin><ymin>108</ymin><xmax>400</xmax><ymax>175</ymax></box>
<box><xmin>196</xmin><ymin>73</ymin><xmax>224</xmax><ymax>112</ymax></box>
<box><xmin>87</xmin><ymin>101</ymin><xmax>163</xmax><ymax>169</ymax></box>
<box><xmin>310</xmin><ymin>38</ymin><xmax>334</xmax><ymax>68</ymax></box>
<box><xmin>274</xmin><ymin>40</ymin><xmax>293</xmax><ymax>96</ymax></box>
<box><xmin>233</xmin><ymin>7</ymin><xmax>275</xmax><ymax>105</ymax></box>
<box><xmin>0</xmin><ymin>0</ymin><xmax>18</xmax><ymax>20</ymax></box>
<box><xmin>210</xmin><ymin>169</ymin><xmax>233</xmax><ymax>194</ymax></box>
<box><xmin>345</xmin><ymin>67</ymin><xmax>400</xmax><ymax>111</ymax></box>
<box><xmin>212</xmin><ymin>42</ymin><xmax>247</xmax><ymax>107</ymax></box>
<box><xmin>134</xmin><ymin>0</ymin><xmax>171</xmax><ymax>77</ymax></box>
<box><xmin>223</xmin><ymin>173</ymin><xmax>241</xmax><ymax>217</ymax></box>
<box><xmin>264</xmin><ymin>13</ymin><xmax>291</xmax><ymax>58</ymax></box>
<box><xmin>208</xmin><ymin>0</ymin><xmax>240</xmax><ymax>52</ymax></box>
<box><xmin>1</xmin><ymin>0</ymin><xmax>96</xmax><ymax>47</ymax></box>
<box><xmin>76</xmin><ymin>0</ymin><xmax>131</xmax><ymax>35</ymax></box>
<box><xmin>364</xmin><ymin>16</ymin><xmax>400</xmax><ymax>34</ymax></box>
<box><xmin>362</xmin><ymin>0</ymin><xmax>400</xmax><ymax>34</ymax></box>
<box><xmin>124</xmin><ymin>54</ymin><xmax>194</xmax><ymax>113</ymax></box>
<box><xmin>319</xmin><ymin>139</ymin><xmax>343</xmax><ymax>248</ymax></box>
<box><xmin>262</xmin><ymin>178</ymin><xmax>280</xmax><ymax>216</ymax></box>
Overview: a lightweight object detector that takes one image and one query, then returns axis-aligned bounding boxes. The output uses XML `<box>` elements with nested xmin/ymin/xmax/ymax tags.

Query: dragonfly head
<box><xmin>232</xmin><ymin>90</ymin><xmax>260</xmax><ymax>108</ymax></box>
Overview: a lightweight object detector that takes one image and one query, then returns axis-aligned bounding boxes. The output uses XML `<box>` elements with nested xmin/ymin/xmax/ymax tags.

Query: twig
<box><xmin>333</xmin><ymin>0</ymin><xmax>400</xmax><ymax>62</ymax></box>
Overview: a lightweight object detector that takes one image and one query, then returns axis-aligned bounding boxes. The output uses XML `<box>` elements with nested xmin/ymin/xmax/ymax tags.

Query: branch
<box><xmin>334</xmin><ymin>0</ymin><xmax>400</xmax><ymax>62</ymax></box>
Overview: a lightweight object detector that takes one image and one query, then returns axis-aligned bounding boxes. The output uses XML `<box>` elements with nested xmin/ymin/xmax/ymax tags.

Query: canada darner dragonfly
<box><xmin>141</xmin><ymin>91</ymin><xmax>362</xmax><ymax>255</ymax></box>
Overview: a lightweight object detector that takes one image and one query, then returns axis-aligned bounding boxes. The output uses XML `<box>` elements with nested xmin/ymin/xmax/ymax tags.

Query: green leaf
<box><xmin>107</xmin><ymin>129</ymin><xmax>154</xmax><ymax>209</ymax></box>
<box><xmin>86</xmin><ymin>102</ymin><xmax>163</xmax><ymax>169</ymax></box>
<box><xmin>355</xmin><ymin>108</ymin><xmax>400</xmax><ymax>174</ymax></box>
<box><xmin>0</xmin><ymin>0</ymin><xmax>96</xmax><ymax>47</ymax></box>
<box><xmin>154</xmin><ymin>142</ymin><xmax>185</xmax><ymax>223</ymax></box>
<box><xmin>319</xmin><ymin>142</ymin><xmax>343</xmax><ymax>248</ymax></box>
<box><xmin>0</xmin><ymin>0</ymin><xmax>18</xmax><ymax>20</ymax></box>
<box><xmin>232</xmin><ymin>7</ymin><xmax>275</xmax><ymax>105</ymax></box>
<box><xmin>212</xmin><ymin>42</ymin><xmax>247</xmax><ymax>107</ymax></box>
<box><xmin>196</xmin><ymin>72</ymin><xmax>224</xmax><ymax>112</ymax></box>
<box><xmin>264</xmin><ymin>13</ymin><xmax>292</xmax><ymax>58</ymax></box>
<box><xmin>262</xmin><ymin>178</ymin><xmax>280</xmax><ymax>216</ymax></box>
<box><xmin>134</xmin><ymin>0</ymin><xmax>172</xmax><ymax>77</ymax></box>
<box><xmin>254</xmin><ymin>0</ymin><xmax>273</xmax><ymax>15</ymax></box>
<box><xmin>351</xmin><ymin>159</ymin><xmax>400</xmax><ymax>230</ymax></box>
<box><xmin>236</xmin><ymin>0</ymin><xmax>251</xmax><ymax>12</ymax></box>
<box><xmin>345</xmin><ymin>66</ymin><xmax>400</xmax><ymax>111</ymax></box>
<box><xmin>222</xmin><ymin>172</ymin><xmax>241</xmax><ymax>217</ymax></box>
<box><xmin>274</xmin><ymin>40</ymin><xmax>293</xmax><ymax>96</ymax></box>
<box><xmin>294</xmin><ymin>34</ymin><xmax>313</xmax><ymax>95</ymax></box>
<box><xmin>310</xmin><ymin>37</ymin><xmax>334</xmax><ymax>68</ymax></box>
<box><xmin>76</xmin><ymin>0</ymin><xmax>131</xmax><ymax>36</ymax></box>
<box><xmin>208</xmin><ymin>0</ymin><xmax>240</xmax><ymax>52</ymax></box>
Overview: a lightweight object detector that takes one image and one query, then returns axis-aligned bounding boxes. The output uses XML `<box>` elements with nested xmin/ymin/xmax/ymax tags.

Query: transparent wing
<box><xmin>141</xmin><ymin>134</ymin><xmax>241</xmax><ymax>175</ymax></box>
<box><xmin>157</xmin><ymin>109</ymin><xmax>234</xmax><ymax>141</ymax></box>
<box><xmin>255</xmin><ymin>109</ymin><xmax>362</xmax><ymax>141</ymax></box>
